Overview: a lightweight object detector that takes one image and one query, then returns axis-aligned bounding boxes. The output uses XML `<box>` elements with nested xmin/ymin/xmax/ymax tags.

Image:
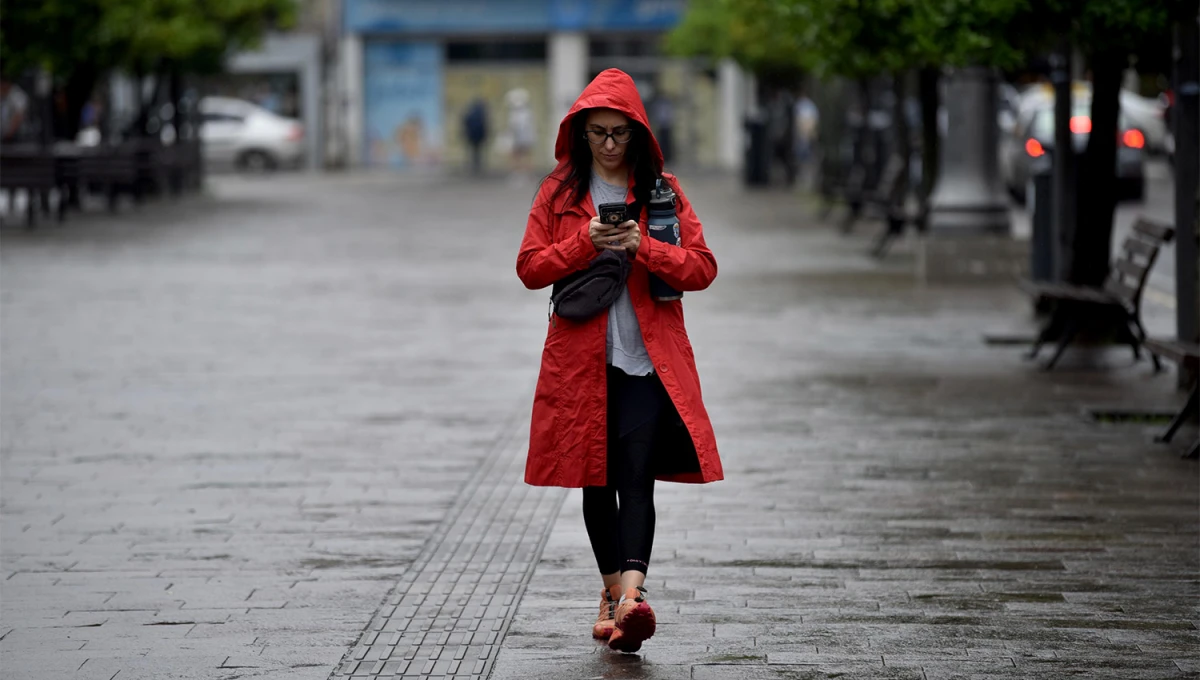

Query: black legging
<box><xmin>582</xmin><ymin>367</ymin><xmax>662</xmax><ymax>576</ymax></box>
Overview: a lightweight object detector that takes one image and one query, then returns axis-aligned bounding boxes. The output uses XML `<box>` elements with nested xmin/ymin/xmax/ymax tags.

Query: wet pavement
<box><xmin>1</xmin><ymin>170</ymin><xmax>1196</xmax><ymax>680</ymax></box>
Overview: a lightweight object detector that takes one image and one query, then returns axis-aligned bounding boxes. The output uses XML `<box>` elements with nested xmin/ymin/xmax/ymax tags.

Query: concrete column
<box><xmin>301</xmin><ymin>46</ymin><xmax>322</xmax><ymax>170</ymax></box>
<box><xmin>717</xmin><ymin>59</ymin><xmax>743</xmax><ymax>171</ymax></box>
<box><xmin>919</xmin><ymin>67</ymin><xmax>1023</xmax><ymax>282</ymax></box>
<box><xmin>927</xmin><ymin>67</ymin><xmax>1010</xmax><ymax>233</ymax></box>
<box><xmin>342</xmin><ymin>34</ymin><xmax>364</xmax><ymax>167</ymax></box>
<box><xmin>548</xmin><ymin>32</ymin><xmax>587</xmax><ymax>164</ymax></box>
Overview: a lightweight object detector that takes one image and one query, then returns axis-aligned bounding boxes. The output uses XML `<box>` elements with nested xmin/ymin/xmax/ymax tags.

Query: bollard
<box><xmin>743</xmin><ymin>116</ymin><xmax>769</xmax><ymax>187</ymax></box>
<box><xmin>1027</xmin><ymin>153</ymin><xmax>1055</xmax><ymax>282</ymax></box>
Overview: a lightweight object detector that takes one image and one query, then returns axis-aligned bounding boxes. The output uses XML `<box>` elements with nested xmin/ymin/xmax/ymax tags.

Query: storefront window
<box><xmin>447</xmin><ymin>41</ymin><xmax>547</xmax><ymax>63</ymax></box>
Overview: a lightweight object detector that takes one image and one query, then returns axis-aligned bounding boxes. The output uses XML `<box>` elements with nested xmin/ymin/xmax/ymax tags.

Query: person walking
<box><xmin>505</xmin><ymin>88</ymin><xmax>536</xmax><ymax>179</ymax></box>
<box><xmin>515</xmin><ymin>68</ymin><xmax>723</xmax><ymax>654</ymax></box>
<box><xmin>462</xmin><ymin>97</ymin><xmax>489</xmax><ymax>176</ymax></box>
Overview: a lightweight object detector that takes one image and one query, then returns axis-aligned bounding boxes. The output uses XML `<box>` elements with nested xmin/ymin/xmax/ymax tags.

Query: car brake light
<box><xmin>287</xmin><ymin>124</ymin><xmax>304</xmax><ymax>141</ymax></box>
<box><xmin>1025</xmin><ymin>138</ymin><xmax>1045</xmax><ymax>157</ymax></box>
<box><xmin>1122</xmin><ymin>129</ymin><xmax>1145</xmax><ymax>149</ymax></box>
<box><xmin>1069</xmin><ymin>116</ymin><xmax>1091</xmax><ymax>134</ymax></box>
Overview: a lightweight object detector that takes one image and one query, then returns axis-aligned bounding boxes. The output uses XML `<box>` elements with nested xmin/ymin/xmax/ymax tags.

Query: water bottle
<box><xmin>646</xmin><ymin>179</ymin><xmax>683</xmax><ymax>301</ymax></box>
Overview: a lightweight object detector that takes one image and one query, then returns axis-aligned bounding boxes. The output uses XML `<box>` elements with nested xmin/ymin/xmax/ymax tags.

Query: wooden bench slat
<box><xmin>1143</xmin><ymin>339</ymin><xmax>1200</xmax><ymax>370</ymax></box>
<box><xmin>1103</xmin><ymin>278</ymin><xmax>1140</xmax><ymax>305</ymax></box>
<box><xmin>1133</xmin><ymin>217</ymin><xmax>1175</xmax><ymax>243</ymax></box>
<box><xmin>1026</xmin><ymin>281</ymin><xmax>1120</xmax><ymax>306</ymax></box>
<box><xmin>1121</xmin><ymin>237</ymin><xmax>1158</xmax><ymax>258</ymax></box>
<box><xmin>1114</xmin><ymin>259</ymin><xmax>1149</xmax><ymax>282</ymax></box>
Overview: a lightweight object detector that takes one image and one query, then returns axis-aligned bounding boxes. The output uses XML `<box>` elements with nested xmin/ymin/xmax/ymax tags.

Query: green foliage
<box><xmin>0</xmin><ymin>0</ymin><xmax>296</xmax><ymax>79</ymax></box>
<box><xmin>667</xmin><ymin>0</ymin><xmax>1186</xmax><ymax>78</ymax></box>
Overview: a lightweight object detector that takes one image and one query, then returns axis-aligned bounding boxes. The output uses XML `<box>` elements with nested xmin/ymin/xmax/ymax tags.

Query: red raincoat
<box><xmin>516</xmin><ymin>69</ymin><xmax>723</xmax><ymax>488</ymax></box>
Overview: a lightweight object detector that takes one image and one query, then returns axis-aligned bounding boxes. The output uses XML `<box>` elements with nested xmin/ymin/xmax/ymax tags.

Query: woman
<box><xmin>516</xmin><ymin>69</ymin><xmax>723</xmax><ymax>654</ymax></box>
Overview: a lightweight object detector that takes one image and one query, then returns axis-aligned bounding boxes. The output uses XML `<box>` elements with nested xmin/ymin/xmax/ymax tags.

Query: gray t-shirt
<box><xmin>591</xmin><ymin>174</ymin><xmax>654</xmax><ymax>376</ymax></box>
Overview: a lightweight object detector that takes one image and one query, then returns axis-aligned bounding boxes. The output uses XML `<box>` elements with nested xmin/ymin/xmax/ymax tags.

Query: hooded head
<box><xmin>546</xmin><ymin>69</ymin><xmax>665</xmax><ymax>210</ymax></box>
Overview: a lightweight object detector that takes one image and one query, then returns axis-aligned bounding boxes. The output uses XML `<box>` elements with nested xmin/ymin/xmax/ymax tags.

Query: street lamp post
<box><xmin>918</xmin><ymin>66</ymin><xmax>1019</xmax><ymax>282</ymax></box>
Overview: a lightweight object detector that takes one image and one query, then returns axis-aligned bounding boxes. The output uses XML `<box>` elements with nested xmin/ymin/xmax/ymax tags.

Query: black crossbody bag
<box><xmin>549</xmin><ymin>249</ymin><xmax>631</xmax><ymax>321</ymax></box>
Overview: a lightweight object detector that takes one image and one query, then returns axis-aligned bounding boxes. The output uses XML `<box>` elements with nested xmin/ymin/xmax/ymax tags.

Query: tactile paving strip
<box><xmin>331</xmin><ymin>418</ymin><xmax>567</xmax><ymax>680</ymax></box>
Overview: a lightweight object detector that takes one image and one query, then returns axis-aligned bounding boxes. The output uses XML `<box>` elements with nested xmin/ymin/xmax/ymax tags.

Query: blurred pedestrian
<box><xmin>648</xmin><ymin>86</ymin><xmax>674</xmax><ymax>165</ymax></box>
<box><xmin>794</xmin><ymin>90</ymin><xmax>819</xmax><ymax>181</ymax></box>
<box><xmin>1</xmin><ymin>78</ymin><xmax>29</xmax><ymax>142</ymax></box>
<box><xmin>516</xmin><ymin>68</ymin><xmax>722</xmax><ymax>654</ymax></box>
<box><xmin>505</xmin><ymin>88</ymin><xmax>535</xmax><ymax>179</ymax></box>
<box><xmin>462</xmin><ymin>97</ymin><xmax>489</xmax><ymax>176</ymax></box>
<box><xmin>768</xmin><ymin>87</ymin><xmax>797</xmax><ymax>186</ymax></box>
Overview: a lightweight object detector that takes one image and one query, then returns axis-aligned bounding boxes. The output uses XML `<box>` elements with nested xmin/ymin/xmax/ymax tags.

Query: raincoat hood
<box><xmin>553</xmin><ymin>68</ymin><xmax>663</xmax><ymax>172</ymax></box>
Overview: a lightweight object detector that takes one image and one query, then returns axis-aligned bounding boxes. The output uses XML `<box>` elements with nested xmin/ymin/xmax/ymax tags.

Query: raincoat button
<box><xmin>659</xmin><ymin>365</ymin><xmax>669</xmax><ymax>373</ymax></box>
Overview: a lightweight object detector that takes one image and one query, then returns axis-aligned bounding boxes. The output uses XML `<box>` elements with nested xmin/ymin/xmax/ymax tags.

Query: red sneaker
<box><xmin>608</xmin><ymin>586</ymin><xmax>656</xmax><ymax>653</ymax></box>
<box><xmin>592</xmin><ymin>584</ymin><xmax>623</xmax><ymax>639</ymax></box>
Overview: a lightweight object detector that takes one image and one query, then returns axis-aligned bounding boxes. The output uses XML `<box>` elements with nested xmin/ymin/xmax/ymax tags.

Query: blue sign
<box><xmin>344</xmin><ymin>0</ymin><xmax>685</xmax><ymax>34</ymax></box>
<box><xmin>363</xmin><ymin>41</ymin><xmax>443</xmax><ymax>168</ymax></box>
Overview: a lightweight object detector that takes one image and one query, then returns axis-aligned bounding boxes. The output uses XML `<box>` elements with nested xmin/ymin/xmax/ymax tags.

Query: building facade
<box><xmin>333</xmin><ymin>0</ymin><xmax>748</xmax><ymax>171</ymax></box>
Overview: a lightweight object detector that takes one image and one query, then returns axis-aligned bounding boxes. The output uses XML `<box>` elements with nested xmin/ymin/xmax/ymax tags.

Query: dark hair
<box><xmin>540</xmin><ymin>110</ymin><xmax>661</xmax><ymax>211</ymax></box>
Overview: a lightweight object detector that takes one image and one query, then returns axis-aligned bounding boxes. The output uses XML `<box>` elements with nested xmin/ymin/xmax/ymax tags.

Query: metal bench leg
<box><xmin>25</xmin><ymin>189</ymin><xmax>36</xmax><ymax>227</ymax></box>
<box><xmin>1042</xmin><ymin>319</ymin><xmax>1080</xmax><ymax>371</ymax></box>
<box><xmin>1156</xmin><ymin>383</ymin><xmax>1199</xmax><ymax>444</ymax></box>
<box><xmin>1130</xmin><ymin>318</ymin><xmax>1161</xmax><ymax>372</ymax></box>
<box><xmin>1027</xmin><ymin>313</ymin><xmax>1062</xmax><ymax>360</ymax></box>
<box><xmin>1186</xmin><ymin>440</ymin><xmax>1198</xmax><ymax>460</ymax></box>
<box><xmin>1118</xmin><ymin>321</ymin><xmax>1142</xmax><ymax>362</ymax></box>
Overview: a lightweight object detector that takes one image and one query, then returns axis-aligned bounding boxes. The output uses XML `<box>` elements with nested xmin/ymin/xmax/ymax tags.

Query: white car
<box><xmin>199</xmin><ymin>96</ymin><xmax>304</xmax><ymax>172</ymax></box>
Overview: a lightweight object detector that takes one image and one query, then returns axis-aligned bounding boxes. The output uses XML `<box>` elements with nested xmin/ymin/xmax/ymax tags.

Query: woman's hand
<box><xmin>615</xmin><ymin>220</ymin><xmax>640</xmax><ymax>255</ymax></box>
<box><xmin>589</xmin><ymin>216</ymin><xmax>635</xmax><ymax>253</ymax></box>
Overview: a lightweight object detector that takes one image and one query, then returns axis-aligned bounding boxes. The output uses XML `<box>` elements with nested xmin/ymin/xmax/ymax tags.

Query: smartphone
<box><xmin>598</xmin><ymin>202</ymin><xmax>628</xmax><ymax>227</ymax></box>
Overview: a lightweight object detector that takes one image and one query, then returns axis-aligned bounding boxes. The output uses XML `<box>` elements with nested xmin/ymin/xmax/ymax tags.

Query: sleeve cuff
<box><xmin>635</xmin><ymin>233</ymin><xmax>655</xmax><ymax>267</ymax></box>
<box><xmin>571</xmin><ymin>220</ymin><xmax>597</xmax><ymax>266</ymax></box>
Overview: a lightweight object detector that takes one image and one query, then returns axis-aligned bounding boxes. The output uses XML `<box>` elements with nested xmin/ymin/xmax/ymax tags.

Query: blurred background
<box><xmin>0</xmin><ymin>0</ymin><xmax>1196</xmax><ymax>353</ymax></box>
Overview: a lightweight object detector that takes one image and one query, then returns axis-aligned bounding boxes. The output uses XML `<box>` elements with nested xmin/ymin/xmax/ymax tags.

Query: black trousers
<box><xmin>582</xmin><ymin>366</ymin><xmax>663</xmax><ymax>575</ymax></box>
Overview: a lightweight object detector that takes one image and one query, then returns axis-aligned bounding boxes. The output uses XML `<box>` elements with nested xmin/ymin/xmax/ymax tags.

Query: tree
<box><xmin>1032</xmin><ymin>0</ymin><xmax>1192</xmax><ymax>286</ymax></box>
<box><xmin>668</xmin><ymin>0</ymin><xmax>1029</xmax><ymax>225</ymax></box>
<box><xmin>668</xmin><ymin>0</ymin><xmax>1191</xmax><ymax>288</ymax></box>
<box><xmin>0</xmin><ymin>0</ymin><xmax>295</xmax><ymax>140</ymax></box>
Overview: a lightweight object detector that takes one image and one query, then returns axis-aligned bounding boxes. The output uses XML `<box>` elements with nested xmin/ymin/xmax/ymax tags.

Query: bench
<box><xmin>1020</xmin><ymin>217</ymin><xmax>1174</xmax><ymax>370</ymax></box>
<box><xmin>79</xmin><ymin>147</ymin><xmax>139</xmax><ymax>211</ymax></box>
<box><xmin>1143</xmin><ymin>338</ymin><xmax>1199</xmax><ymax>459</ymax></box>
<box><xmin>0</xmin><ymin>148</ymin><xmax>57</xmax><ymax>225</ymax></box>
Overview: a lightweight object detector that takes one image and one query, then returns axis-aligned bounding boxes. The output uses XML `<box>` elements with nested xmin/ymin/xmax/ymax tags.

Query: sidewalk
<box><xmin>492</xmin><ymin>180</ymin><xmax>1198</xmax><ymax>679</ymax></box>
<box><xmin>1</xmin><ymin>171</ymin><xmax>1195</xmax><ymax>680</ymax></box>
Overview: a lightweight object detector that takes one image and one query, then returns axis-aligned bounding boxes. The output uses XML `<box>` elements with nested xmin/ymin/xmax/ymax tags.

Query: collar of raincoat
<box><xmin>553</xmin><ymin>68</ymin><xmax>664</xmax><ymax>175</ymax></box>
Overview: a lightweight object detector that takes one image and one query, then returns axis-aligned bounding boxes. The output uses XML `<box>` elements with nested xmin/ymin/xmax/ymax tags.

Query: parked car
<box><xmin>198</xmin><ymin>96</ymin><xmax>304</xmax><ymax>172</ymax></box>
<box><xmin>1119</xmin><ymin>89</ymin><xmax>1170</xmax><ymax>155</ymax></box>
<box><xmin>999</xmin><ymin>85</ymin><xmax>1145</xmax><ymax>203</ymax></box>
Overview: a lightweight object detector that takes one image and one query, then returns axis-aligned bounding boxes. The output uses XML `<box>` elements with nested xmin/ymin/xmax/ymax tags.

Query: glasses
<box><xmin>584</xmin><ymin>128</ymin><xmax>634</xmax><ymax>145</ymax></box>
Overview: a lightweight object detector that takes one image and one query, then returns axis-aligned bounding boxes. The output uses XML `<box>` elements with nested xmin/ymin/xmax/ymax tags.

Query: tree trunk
<box><xmin>50</xmin><ymin>69</ymin><xmax>97</xmax><ymax>142</ymax></box>
<box><xmin>1172</xmin><ymin>16</ymin><xmax>1200</xmax><ymax>351</ymax></box>
<box><xmin>1051</xmin><ymin>44</ymin><xmax>1076</xmax><ymax>283</ymax></box>
<box><xmin>133</xmin><ymin>69</ymin><xmax>165</xmax><ymax>137</ymax></box>
<box><xmin>888</xmin><ymin>73</ymin><xmax>911</xmax><ymax>217</ymax></box>
<box><xmin>917</xmin><ymin>67</ymin><xmax>939</xmax><ymax>230</ymax></box>
<box><xmin>846</xmin><ymin>78</ymin><xmax>872</xmax><ymax>218</ymax></box>
<box><xmin>1069</xmin><ymin>49</ymin><xmax>1123</xmax><ymax>286</ymax></box>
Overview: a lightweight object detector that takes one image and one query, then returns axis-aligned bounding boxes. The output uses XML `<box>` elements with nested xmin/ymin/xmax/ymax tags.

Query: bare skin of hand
<box><xmin>589</xmin><ymin>217</ymin><xmax>639</xmax><ymax>254</ymax></box>
<box><xmin>615</xmin><ymin>220</ymin><xmax>640</xmax><ymax>255</ymax></box>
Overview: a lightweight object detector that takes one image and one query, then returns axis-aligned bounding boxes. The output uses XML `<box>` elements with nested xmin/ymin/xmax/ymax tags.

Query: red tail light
<box><xmin>287</xmin><ymin>124</ymin><xmax>304</xmax><ymax>141</ymax></box>
<box><xmin>1069</xmin><ymin>116</ymin><xmax>1091</xmax><ymax>134</ymax></box>
<box><xmin>1025</xmin><ymin>138</ymin><xmax>1045</xmax><ymax>158</ymax></box>
<box><xmin>1122</xmin><ymin>129</ymin><xmax>1145</xmax><ymax>149</ymax></box>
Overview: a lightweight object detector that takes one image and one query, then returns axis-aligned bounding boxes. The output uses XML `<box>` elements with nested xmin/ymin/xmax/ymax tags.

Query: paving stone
<box><xmin>4</xmin><ymin>172</ymin><xmax>1197</xmax><ymax>680</ymax></box>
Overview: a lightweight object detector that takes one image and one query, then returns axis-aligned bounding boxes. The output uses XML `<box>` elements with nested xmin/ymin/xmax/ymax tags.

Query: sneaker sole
<box><xmin>609</xmin><ymin>603</ymin><xmax>655</xmax><ymax>653</ymax></box>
